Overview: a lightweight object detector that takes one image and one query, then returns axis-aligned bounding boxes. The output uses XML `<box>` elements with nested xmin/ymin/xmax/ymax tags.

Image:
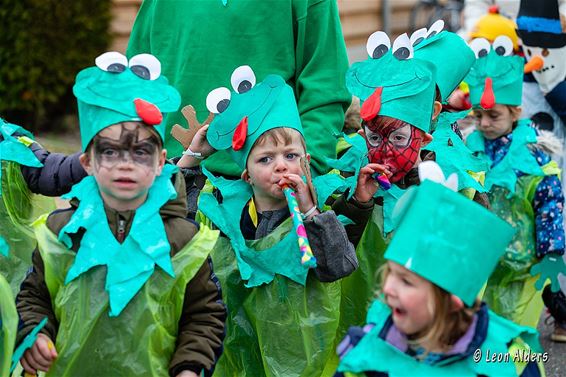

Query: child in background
<box><xmin>178</xmin><ymin>65</ymin><xmax>357</xmax><ymax>377</ymax></box>
<box><xmin>466</xmin><ymin>36</ymin><xmax>566</xmax><ymax>329</ymax></box>
<box><xmin>323</xmin><ymin>22</ymin><xmax>485</xmax><ymax>332</ymax></box>
<box><xmin>15</xmin><ymin>52</ymin><xmax>226</xmax><ymax>376</ymax></box>
<box><xmin>336</xmin><ymin>174</ymin><xmax>545</xmax><ymax>377</ymax></box>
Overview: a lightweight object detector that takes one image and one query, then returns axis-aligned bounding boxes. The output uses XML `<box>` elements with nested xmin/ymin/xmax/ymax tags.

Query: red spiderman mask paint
<box><xmin>363</xmin><ymin>116</ymin><xmax>425</xmax><ymax>183</ymax></box>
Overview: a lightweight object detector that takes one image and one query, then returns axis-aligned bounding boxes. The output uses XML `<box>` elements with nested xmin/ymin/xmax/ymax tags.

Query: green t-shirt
<box><xmin>127</xmin><ymin>0</ymin><xmax>351</xmax><ymax>176</ymax></box>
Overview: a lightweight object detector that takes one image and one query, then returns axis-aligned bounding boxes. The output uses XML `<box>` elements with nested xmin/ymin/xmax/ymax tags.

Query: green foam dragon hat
<box><xmin>413</xmin><ymin>20</ymin><xmax>476</xmax><ymax>101</ymax></box>
<box><xmin>205</xmin><ymin>65</ymin><xmax>303</xmax><ymax>169</ymax></box>
<box><xmin>465</xmin><ymin>36</ymin><xmax>524</xmax><ymax>109</ymax></box>
<box><xmin>385</xmin><ymin>174</ymin><xmax>515</xmax><ymax>306</ymax></box>
<box><xmin>73</xmin><ymin>52</ymin><xmax>181</xmax><ymax>150</ymax></box>
<box><xmin>346</xmin><ymin>31</ymin><xmax>437</xmax><ymax>133</ymax></box>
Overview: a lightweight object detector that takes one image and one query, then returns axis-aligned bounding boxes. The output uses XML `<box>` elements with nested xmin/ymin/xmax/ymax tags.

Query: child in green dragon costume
<box><xmin>335</xmin><ymin>173</ymin><xmax>545</xmax><ymax>377</ymax></box>
<box><xmin>15</xmin><ymin>51</ymin><xmax>226</xmax><ymax>376</ymax></box>
<box><xmin>465</xmin><ymin>35</ymin><xmax>566</xmax><ymax>329</ymax></box>
<box><xmin>319</xmin><ymin>21</ymin><xmax>487</xmax><ymax>333</ymax></box>
<box><xmin>177</xmin><ymin>65</ymin><xmax>357</xmax><ymax>377</ymax></box>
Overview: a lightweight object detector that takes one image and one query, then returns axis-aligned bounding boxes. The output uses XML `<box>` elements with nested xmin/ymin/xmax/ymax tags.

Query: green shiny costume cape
<box><xmin>0</xmin><ymin>161</ymin><xmax>54</xmax><ymax>296</ymax></box>
<box><xmin>197</xmin><ymin>179</ymin><xmax>341</xmax><ymax>377</ymax></box>
<box><xmin>0</xmin><ymin>274</ymin><xmax>17</xmax><ymax>377</ymax></box>
<box><xmin>33</xmin><ymin>216</ymin><xmax>217</xmax><ymax>376</ymax></box>
<box><xmin>338</xmin><ymin>300</ymin><xmax>543</xmax><ymax>377</ymax></box>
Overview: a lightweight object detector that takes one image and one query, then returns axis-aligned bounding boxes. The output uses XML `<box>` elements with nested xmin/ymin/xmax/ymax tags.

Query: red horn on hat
<box><xmin>232</xmin><ymin>116</ymin><xmax>248</xmax><ymax>151</ymax></box>
<box><xmin>480</xmin><ymin>77</ymin><xmax>495</xmax><ymax>109</ymax></box>
<box><xmin>134</xmin><ymin>98</ymin><xmax>163</xmax><ymax>125</ymax></box>
<box><xmin>360</xmin><ymin>87</ymin><xmax>383</xmax><ymax>122</ymax></box>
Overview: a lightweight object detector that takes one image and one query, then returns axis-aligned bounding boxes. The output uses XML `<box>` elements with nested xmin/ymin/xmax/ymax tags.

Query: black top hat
<box><xmin>516</xmin><ymin>0</ymin><xmax>566</xmax><ymax>48</ymax></box>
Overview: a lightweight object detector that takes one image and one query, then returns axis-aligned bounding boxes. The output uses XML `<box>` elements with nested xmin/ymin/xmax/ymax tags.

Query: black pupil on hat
<box><xmin>217</xmin><ymin>99</ymin><xmax>230</xmax><ymax>113</ymax></box>
<box><xmin>372</xmin><ymin>44</ymin><xmax>388</xmax><ymax>59</ymax></box>
<box><xmin>413</xmin><ymin>37</ymin><xmax>424</xmax><ymax>46</ymax></box>
<box><xmin>495</xmin><ymin>46</ymin><xmax>506</xmax><ymax>56</ymax></box>
<box><xmin>107</xmin><ymin>63</ymin><xmax>126</xmax><ymax>73</ymax></box>
<box><xmin>428</xmin><ymin>31</ymin><xmax>437</xmax><ymax>38</ymax></box>
<box><xmin>394</xmin><ymin>47</ymin><xmax>410</xmax><ymax>60</ymax></box>
<box><xmin>238</xmin><ymin>80</ymin><xmax>252</xmax><ymax>93</ymax></box>
<box><xmin>478</xmin><ymin>49</ymin><xmax>488</xmax><ymax>58</ymax></box>
<box><xmin>131</xmin><ymin>65</ymin><xmax>151</xmax><ymax>80</ymax></box>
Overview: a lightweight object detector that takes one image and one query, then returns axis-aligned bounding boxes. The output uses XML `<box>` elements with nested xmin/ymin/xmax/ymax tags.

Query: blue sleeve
<box><xmin>519</xmin><ymin>359</ymin><xmax>543</xmax><ymax>377</ymax></box>
<box><xmin>545</xmin><ymin>80</ymin><xmax>566</xmax><ymax>126</ymax></box>
<box><xmin>533</xmin><ymin>150</ymin><xmax>565</xmax><ymax>258</ymax></box>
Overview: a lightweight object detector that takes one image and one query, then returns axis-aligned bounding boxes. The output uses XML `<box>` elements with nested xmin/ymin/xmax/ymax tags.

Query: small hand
<box><xmin>279</xmin><ymin>174</ymin><xmax>319</xmax><ymax>217</ymax></box>
<box><xmin>20</xmin><ymin>333</ymin><xmax>57</xmax><ymax>374</ymax></box>
<box><xmin>530</xmin><ymin>253</ymin><xmax>566</xmax><ymax>292</ymax></box>
<box><xmin>177</xmin><ymin>124</ymin><xmax>216</xmax><ymax>168</ymax></box>
<box><xmin>354</xmin><ymin>163</ymin><xmax>391</xmax><ymax>203</ymax></box>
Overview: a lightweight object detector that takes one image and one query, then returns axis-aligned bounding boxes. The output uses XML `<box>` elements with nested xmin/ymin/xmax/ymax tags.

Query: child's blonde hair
<box><xmin>379</xmin><ymin>263</ymin><xmax>481</xmax><ymax>353</ymax></box>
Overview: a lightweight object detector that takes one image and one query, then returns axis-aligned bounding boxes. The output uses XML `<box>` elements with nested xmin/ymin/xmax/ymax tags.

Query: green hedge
<box><xmin>0</xmin><ymin>0</ymin><xmax>111</xmax><ymax>132</ymax></box>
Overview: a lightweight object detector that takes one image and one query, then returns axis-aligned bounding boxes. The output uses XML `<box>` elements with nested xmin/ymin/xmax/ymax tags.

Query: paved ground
<box><xmin>538</xmin><ymin>312</ymin><xmax>566</xmax><ymax>376</ymax></box>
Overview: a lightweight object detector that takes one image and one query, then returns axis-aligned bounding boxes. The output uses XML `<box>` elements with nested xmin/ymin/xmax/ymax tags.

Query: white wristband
<box><xmin>183</xmin><ymin>147</ymin><xmax>204</xmax><ymax>160</ymax></box>
<box><xmin>301</xmin><ymin>206</ymin><xmax>317</xmax><ymax>219</ymax></box>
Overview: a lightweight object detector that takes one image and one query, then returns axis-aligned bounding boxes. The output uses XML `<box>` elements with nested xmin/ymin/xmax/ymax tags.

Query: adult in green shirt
<box><xmin>127</xmin><ymin>0</ymin><xmax>351</xmax><ymax>177</ymax></box>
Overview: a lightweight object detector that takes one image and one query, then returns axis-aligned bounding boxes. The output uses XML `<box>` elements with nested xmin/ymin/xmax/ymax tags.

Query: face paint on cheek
<box><xmin>367</xmin><ymin>127</ymin><xmax>423</xmax><ymax>183</ymax></box>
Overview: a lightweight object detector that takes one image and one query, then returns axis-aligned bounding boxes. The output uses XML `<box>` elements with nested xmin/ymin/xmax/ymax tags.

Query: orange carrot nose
<box><xmin>232</xmin><ymin>116</ymin><xmax>248</xmax><ymax>151</ymax></box>
<box><xmin>480</xmin><ymin>77</ymin><xmax>495</xmax><ymax>109</ymax></box>
<box><xmin>524</xmin><ymin>55</ymin><xmax>544</xmax><ymax>73</ymax></box>
<box><xmin>360</xmin><ymin>87</ymin><xmax>383</xmax><ymax>122</ymax></box>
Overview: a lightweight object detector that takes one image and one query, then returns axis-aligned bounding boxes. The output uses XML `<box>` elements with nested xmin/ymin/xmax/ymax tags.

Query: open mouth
<box><xmin>114</xmin><ymin>178</ymin><xmax>136</xmax><ymax>184</ymax></box>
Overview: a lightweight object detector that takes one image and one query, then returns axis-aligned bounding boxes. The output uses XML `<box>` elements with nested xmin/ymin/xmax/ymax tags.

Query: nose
<box><xmin>382</xmin><ymin>275</ymin><xmax>396</xmax><ymax>298</ymax></box>
<box><xmin>273</xmin><ymin>156</ymin><xmax>289</xmax><ymax>173</ymax></box>
<box><xmin>479</xmin><ymin>116</ymin><xmax>491</xmax><ymax>129</ymax></box>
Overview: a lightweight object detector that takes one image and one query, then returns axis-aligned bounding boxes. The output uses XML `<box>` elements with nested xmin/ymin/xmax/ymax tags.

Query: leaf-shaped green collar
<box><xmin>0</xmin><ymin>120</ymin><xmax>43</xmax><ymax>195</ymax></box>
<box><xmin>466</xmin><ymin>119</ymin><xmax>544</xmax><ymax>196</ymax></box>
<box><xmin>59</xmin><ymin>164</ymin><xmax>178</xmax><ymax>316</ymax></box>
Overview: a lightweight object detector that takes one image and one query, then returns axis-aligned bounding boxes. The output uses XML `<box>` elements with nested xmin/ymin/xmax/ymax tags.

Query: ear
<box><xmin>79</xmin><ymin>153</ymin><xmax>94</xmax><ymax>175</ymax></box>
<box><xmin>156</xmin><ymin>148</ymin><xmax>167</xmax><ymax>175</ymax></box>
<box><xmin>432</xmin><ymin>101</ymin><xmax>442</xmax><ymax>120</ymax></box>
<box><xmin>241</xmin><ymin>168</ymin><xmax>251</xmax><ymax>183</ymax></box>
<box><xmin>421</xmin><ymin>131</ymin><xmax>433</xmax><ymax>147</ymax></box>
<box><xmin>450</xmin><ymin>294</ymin><xmax>465</xmax><ymax>312</ymax></box>
<box><xmin>510</xmin><ymin>106</ymin><xmax>522</xmax><ymax>122</ymax></box>
<box><xmin>357</xmin><ymin>127</ymin><xmax>366</xmax><ymax>138</ymax></box>
<box><xmin>306</xmin><ymin>153</ymin><xmax>311</xmax><ymax>164</ymax></box>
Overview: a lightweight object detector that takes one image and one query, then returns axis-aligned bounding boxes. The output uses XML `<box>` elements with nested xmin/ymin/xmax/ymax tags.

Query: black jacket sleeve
<box><xmin>20</xmin><ymin>142</ymin><xmax>87</xmax><ymax>196</ymax></box>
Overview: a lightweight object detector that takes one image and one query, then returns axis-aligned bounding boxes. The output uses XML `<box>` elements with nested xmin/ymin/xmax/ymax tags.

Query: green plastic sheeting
<box><xmin>206</xmin><ymin>218</ymin><xmax>341</xmax><ymax>377</ymax></box>
<box><xmin>0</xmin><ymin>161</ymin><xmax>55</xmax><ymax>296</ymax></box>
<box><xmin>34</xmin><ymin>216</ymin><xmax>218</xmax><ymax>376</ymax></box>
<box><xmin>0</xmin><ymin>274</ymin><xmax>17</xmax><ymax>377</ymax></box>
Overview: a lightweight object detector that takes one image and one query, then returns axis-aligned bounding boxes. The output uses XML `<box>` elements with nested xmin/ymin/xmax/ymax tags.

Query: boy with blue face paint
<box><xmin>15</xmin><ymin>52</ymin><xmax>226</xmax><ymax>377</ymax></box>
